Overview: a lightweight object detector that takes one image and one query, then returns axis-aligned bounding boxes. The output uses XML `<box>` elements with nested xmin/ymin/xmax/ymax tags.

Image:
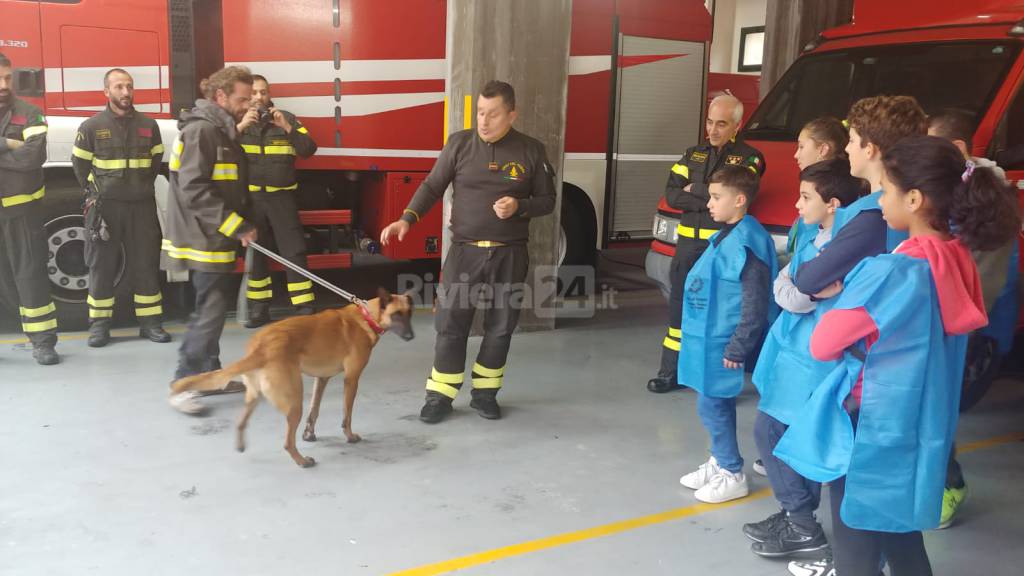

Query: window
<box><xmin>738</xmin><ymin>26</ymin><xmax>765</xmax><ymax>72</ymax></box>
<box><xmin>743</xmin><ymin>41</ymin><xmax>1019</xmax><ymax>141</ymax></box>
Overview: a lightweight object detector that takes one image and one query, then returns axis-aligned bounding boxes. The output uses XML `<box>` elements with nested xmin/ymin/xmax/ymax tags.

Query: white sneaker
<box><xmin>752</xmin><ymin>458</ymin><xmax>768</xmax><ymax>476</ymax></box>
<box><xmin>679</xmin><ymin>456</ymin><xmax>721</xmax><ymax>490</ymax></box>
<box><xmin>169</xmin><ymin>391</ymin><xmax>207</xmax><ymax>415</ymax></box>
<box><xmin>694</xmin><ymin>469</ymin><xmax>749</xmax><ymax>503</ymax></box>
<box><xmin>788</xmin><ymin>558</ymin><xmax>834</xmax><ymax>576</ymax></box>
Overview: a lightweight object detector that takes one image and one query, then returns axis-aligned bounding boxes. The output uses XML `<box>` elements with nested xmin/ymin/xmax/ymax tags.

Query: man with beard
<box><xmin>72</xmin><ymin>68</ymin><xmax>171</xmax><ymax>347</ymax></box>
<box><xmin>0</xmin><ymin>52</ymin><xmax>60</xmax><ymax>365</ymax></box>
<box><xmin>162</xmin><ymin>66</ymin><xmax>258</xmax><ymax>414</ymax></box>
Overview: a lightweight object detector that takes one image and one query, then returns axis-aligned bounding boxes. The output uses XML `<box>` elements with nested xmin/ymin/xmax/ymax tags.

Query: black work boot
<box><xmin>32</xmin><ymin>343</ymin><xmax>60</xmax><ymax>365</ymax></box>
<box><xmin>469</xmin><ymin>388</ymin><xmax>501</xmax><ymax>420</ymax></box>
<box><xmin>743</xmin><ymin>509</ymin><xmax>787</xmax><ymax>542</ymax></box>
<box><xmin>139</xmin><ymin>325</ymin><xmax>172</xmax><ymax>343</ymax></box>
<box><xmin>199</xmin><ymin>356</ymin><xmax>244</xmax><ymax>395</ymax></box>
<box><xmin>647</xmin><ymin>376</ymin><xmax>680</xmax><ymax>393</ymax></box>
<box><xmin>419</xmin><ymin>392</ymin><xmax>454</xmax><ymax>424</ymax></box>
<box><xmin>295</xmin><ymin>306</ymin><xmax>315</xmax><ymax>316</ymax></box>
<box><xmin>750</xmin><ymin>518</ymin><xmax>829</xmax><ymax>558</ymax></box>
<box><xmin>87</xmin><ymin>321</ymin><xmax>111</xmax><ymax>348</ymax></box>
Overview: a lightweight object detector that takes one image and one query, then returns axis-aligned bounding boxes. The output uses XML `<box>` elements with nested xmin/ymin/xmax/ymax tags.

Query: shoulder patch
<box><xmin>725</xmin><ymin>155</ymin><xmax>744</xmax><ymax>165</ymax></box>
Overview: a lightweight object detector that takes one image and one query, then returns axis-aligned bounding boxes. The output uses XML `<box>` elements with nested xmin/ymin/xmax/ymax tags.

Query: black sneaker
<box><xmin>469</xmin><ymin>396</ymin><xmax>502</xmax><ymax>420</ymax></box>
<box><xmin>646</xmin><ymin>377</ymin><xmax>680</xmax><ymax>393</ymax></box>
<box><xmin>33</xmin><ymin>345</ymin><xmax>60</xmax><ymax>366</ymax></box>
<box><xmin>751</xmin><ymin>519</ymin><xmax>829</xmax><ymax>558</ymax></box>
<box><xmin>419</xmin><ymin>396</ymin><xmax>453</xmax><ymax>424</ymax></box>
<box><xmin>743</xmin><ymin>510</ymin><xmax>787</xmax><ymax>542</ymax></box>
<box><xmin>140</xmin><ymin>326</ymin><xmax>172</xmax><ymax>343</ymax></box>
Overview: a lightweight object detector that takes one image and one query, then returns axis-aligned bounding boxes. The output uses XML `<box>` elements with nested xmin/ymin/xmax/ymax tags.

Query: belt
<box><xmin>467</xmin><ymin>240</ymin><xmax>506</xmax><ymax>248</ymax></box>
<box><xmin>676</xmin><ymin>224</ymin><xmax>717</xmax><ymax>240</ymax></box>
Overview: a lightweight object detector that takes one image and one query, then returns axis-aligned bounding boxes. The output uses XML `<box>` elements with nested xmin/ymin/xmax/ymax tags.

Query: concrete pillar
<box><xmin>444</xmin><ymin>0</ymin><xmax>572</xmax><ymax>332</ymax></box>
<box><xmin>760</xmin><ymin>0</ymin><xmax>853</xmax><ymax>98</ymax></box>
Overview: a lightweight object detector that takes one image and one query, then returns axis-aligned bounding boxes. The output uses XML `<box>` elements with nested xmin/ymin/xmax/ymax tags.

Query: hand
<box><xmin>5</xmin><ymin>138</ymin><xmax>24</xmax><ymax>150</ymax></box>
<box><xmin>723</xmin><ymin>358</ymin><xmax>743</xmax><ymax>370</ymax></box>
<box><xmin>814</xmin><ymin>280</ymin><xmax>844</xmax><ymax>300</ymax></box>
<box><xmin>270</xmin><ymin>108</ymin><xmax>292</xmax><ymax>132</ymax></box>
<box><xmin>380</xmin><ymin>220</ymin><xmax>410</xmax><ymax>245</ymax></box>
<box><xmin>493</xmin><ymin>196</ymin><xmax>519</xmax><ymax>219</ymax></box>
<box><xmin>684</xmin><ymin>183</ymin><xmax>693</xmax><ymax>193</ymax></box>
<box><xmin>239</xmin><ymin>228</ymin><xmax>258</xmax><ymax>247</ymax></box>
<box><xmin>236</xmin><ymin>107</ymin><xmax>260</xmax><ymax>133</ymax></box>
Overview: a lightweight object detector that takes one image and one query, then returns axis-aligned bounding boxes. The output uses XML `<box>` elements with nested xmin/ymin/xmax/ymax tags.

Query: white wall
<box><xmin>709</xmin><ymin>0</ymin><xmax>766</xmax><ymax>75</ymax></box>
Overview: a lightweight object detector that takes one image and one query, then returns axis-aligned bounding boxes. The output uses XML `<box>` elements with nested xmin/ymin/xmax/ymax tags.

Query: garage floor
<box><xmin>2</xmin><ymin>266</ymin><xmax>1023</xmax><ymax>575</ymax></box>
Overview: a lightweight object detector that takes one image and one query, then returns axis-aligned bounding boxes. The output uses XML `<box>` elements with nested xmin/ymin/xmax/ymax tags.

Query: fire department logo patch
<box><xmin>501</xmin><ymin>161</ymin><xmax>527</xmax><ymax>182</ymax></box>
<box><xmin>725</xmin><ymin>155</ymin><xmax>744</xmax><ymax>165</ymax></box>
<box><xmin>690</xmin><ymin>151</ymin><xmax>708</xmax><ymax>163</ymax></box>
<box><xmin>96</xmin><ymin>129</ymin><xmax>112</xmax><ymax>140</ymax></box>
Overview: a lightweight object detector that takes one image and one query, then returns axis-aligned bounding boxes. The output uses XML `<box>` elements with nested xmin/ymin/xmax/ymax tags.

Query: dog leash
<box><xmin>247</xmin><ymin>241</ymin><xmax>370</xmax><ymax>309</ymax></box>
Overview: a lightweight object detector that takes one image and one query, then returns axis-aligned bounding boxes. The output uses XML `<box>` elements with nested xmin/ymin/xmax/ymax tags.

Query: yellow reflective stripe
<box><xmin>671</xmin><ymin>163</ymin><xmax>689</xmax><ymax>179</ymax></box>
<box><xmin>290</xmin><ymin>293</ymin><xmax>315</xmax><ymax>305</ymax></box>
<box><xmin>426</xmin><ymin>379</ymin><xmax>460</xmax><ymax>399</ymax></box>
<box><xmin>135</xmin><ymin>305</ymin><xmax>163</xmax><ymax>317</ymax></box>
<box><xmin>134</xmin><ymin>293</ymin><xmax>162</xmax><ymax>304</ymax></box>
<box><xmin>431</xmin><ymin>368</ymin><xmax>464</xmax><ymax>385</ymax></box>
<box><xmin>263</xmin><ymin>145</ymin><xmax>296</xmax><ymax>155</ymax></box>
<box><xmin>265</xmin><ymin>183</ymin><xmax>298</xmax><ymax>192</ymax></box>
<box><xmin>248</xmin><ymin>185</ymin><xmax>262</xmax><ymax>192</ymax></box>
<box><xmin>22</xmin><ymin>125</ymin><xmax>48</xmax><ymax>139</ymax></box>
<box><xmin>23</xmin><ymin>318</ymin><xmax>58</xmax><ymax>332</ymax></box>
<box><xmin>161</xmin><ymin>240</ymin><xmax>236</xmax><ymax>263</ymax></box>
<box><xmin>472</xmin><ymin>377</ymin><xmax>503</xmax><ymax>389</ymax></box>
<box><xmin>89</xmin><ymin>309</ymin><xmax>114</xmax><ymax>318</ymax></box>
<box><xmin>1</xmin><ymin>186</ymin><xmax>45</xmax><ymax>207</ymax></box>
<box><xmin>296</xmin><ymin>126</ymin><xmax>308</xmax><ymax>134</ymax></box>
<box><xmin>248</xmin><ymin>277</ymin><xmax>272</xmax><ymax>288</ymax></box>
<box><xmin>91</xmin><ymin>158</ymin><xmax>127</xmax><ymax>169</ymax></box>
<box><xmin>169</xmin><ymin>138</ymin><xmax>184</xmax><ymax>170</ymax></box>
<box><xmin>663</xmin><ymin>337</ymin><xmax>681</xmax><ymax>351</ymax></box>
<box><xmin>668</xmin><ymin>327</ymin><xmax>682</xmax><ymax>339</ymax></box>
<box><xmin>151</xmin><ymin>143</ymin><xmax>165</xmax><ymax>155</ymax></box>
<box><xmin>72</xmin><ymin>146</ymin><xmax>94</xmax><ymax>161</ymax></box>
<box><xmin>288</xmin><ymin>280</ymin><xmax>313</xmax><ymax>292</ymax></box>
<box><xmin>218</xmin><ymin>212</ymin><xmax>244</xmax><ymax>237</ymax></box>
<box><xmin>211</xmin><ymin>163</ymin><xmax>239</xmax><ymax>181</ymax></box>
<box><xmin>19</xmin><ymin>303</ymin><xmax>55</xmax><ymax>318</ymax></box>
<box><xmin>87</xmin><ymin>173</ymin><xmax>94</xmax><ymax>182</ymax></box>
<box><xmin>676</xmin><ymin>224</ymin><xmax>716</xmax><ymax>240</ymax></box>
<box><xmin>241</xmin><ymin>144</ymin><xmax>262</xmax><ymax>154</ymax></box>
<box><xmin>247</xmin><ymin>290</ymin><xmax>273</xmax><ymax>300</ymax></box>
<box><xmin>87</xmin><ymin>295</ymin><xmax>115</xmax><ymax>308</ymax></box>
<box><xmin>129</xmin><ymin>158</ymin><xmax>152</xmax><ymax>168</ymax></box>
<box><xmin>472</xmin><ymin>362</ymin><xmax>504</xmax><ymax>378</ymax></box>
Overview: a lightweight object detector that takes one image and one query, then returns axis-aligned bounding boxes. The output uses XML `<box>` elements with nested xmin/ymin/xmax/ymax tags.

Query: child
<box><xmin>776</xmin><ymin>136</ymin><xmax>1021</xmax><ymax>576</ymax></box>
<box><xmin>745</xmin><ymin>158</ymin><xmax>866</xmax><ymax>558</ymax></box>
<box><xmin>786</xmin><ymin>117</ymin><xmax>851</xmax><ymax>259</ymax></box>
<box><xmin>677</xmin><ymin>164</ymin><xmax>778</xmax><ymax>504</ymax></box>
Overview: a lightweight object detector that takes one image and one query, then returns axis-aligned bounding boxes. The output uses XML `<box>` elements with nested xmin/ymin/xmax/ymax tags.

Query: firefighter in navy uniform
<box><xmin>0</xmin><ymin>52</ymin><xmax>60</xmax><ymax>365</ymax></box>
<box><xmin>237</xmin><ymin>74</ymin><xmax>318</xmax><ymax>326</ymax></box>
<box><xmin>380</xmin><ymin>81</ymin><xmax>556</xmax><ymax>423</ymax></box>
<box><xmin>647</xmin><ymin>95</ymin><xmax>765</xmax><ymax>393</ymax></box>
<box><xmin>71</xmin><ymin>68</ymin><xmax>171</xmax><ymax>347</ymax></box>
<box><xmin>163</xmin><ymin>67</ymin><xmax>258</xmax><ymax>415</ymax></box>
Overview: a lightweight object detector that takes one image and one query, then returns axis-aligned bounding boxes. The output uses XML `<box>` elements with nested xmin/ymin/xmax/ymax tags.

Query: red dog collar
<box><xmin>359</xmin><ymin>304</ymin><xmax>386</xmax><ymax>335</ymax></box>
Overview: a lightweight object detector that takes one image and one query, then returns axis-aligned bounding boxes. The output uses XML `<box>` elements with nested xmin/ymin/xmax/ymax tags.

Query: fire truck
<box><xmin>0</xmin><ymin>0</ymin><xmax>745</xmax><ymax>328</ymax></box>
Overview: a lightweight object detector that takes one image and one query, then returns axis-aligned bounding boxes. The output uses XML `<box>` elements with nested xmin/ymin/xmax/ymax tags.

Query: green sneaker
<box><xmin>938</xmin><ymin>485</ymin><xmax>967</xmax><ymax>529</ymax></box>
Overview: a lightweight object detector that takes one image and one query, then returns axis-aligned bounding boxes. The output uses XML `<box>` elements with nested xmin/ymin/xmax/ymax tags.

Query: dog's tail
<box><xmin>170</xmin><ymin>353</ymin><xmax>265</xmax><ymax>395</ymax></box>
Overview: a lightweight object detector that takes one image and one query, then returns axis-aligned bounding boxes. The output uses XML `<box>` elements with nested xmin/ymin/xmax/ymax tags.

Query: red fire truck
<box><xmin>0</xmin><ymin>0</ymin><xmax>736</xmax><ymax>327</ymax></box>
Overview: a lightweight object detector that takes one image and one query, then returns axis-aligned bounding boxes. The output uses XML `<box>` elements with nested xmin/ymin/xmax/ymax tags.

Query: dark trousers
<box><xmin>754</xmin><ymin>410</ymin><xmax>821</xmax><ymax>527</ymax></box>
<box><xmin>656</xmin><ymin>237</ymin><xmax>709</xmax><ymax>381</ymax></box>
<box><xmin>425</xmin><ymin>243</ymin><xmax>529</xmax><ymax>401</ymax></box>
<box><xmin>0</xmin><ymin>210</ymin><xmax>57</xmax><ymax>346</ymax></box>
<box><xmin>176</xmin><ymin>271</ymin><xmax>234</xmax><ymax>379</ymax></box>
<box><xmin>246</xmin><ymin>194</ymin><xmax>311</xmax><ymax>313</ymax></box>
<box><xmin>831</xmin><ymin>475</ymin><xmax>933</xmax><ymax>576</ymax></box>
<box><xmin>85</xmin><ymin>198</ymin><xmax>163</xmax><ymax>328</ymax></box>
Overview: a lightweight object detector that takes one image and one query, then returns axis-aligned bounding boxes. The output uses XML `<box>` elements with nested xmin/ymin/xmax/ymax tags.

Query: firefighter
<box><xmin>0</xmin><ymin>52</ymin><xmax>59</xmax><ymax>365</ymax></box>
<box><xmin>380</xmin><ymin>81</ymin><xmax>556</xmax><ymax>423</ymax></box>
<box><xmin>71</xmin><ymin>68</ymin><xmax>171</xmax><ymax>347</ymax></box>
<box><xmin>163</xmin><ymin>66</ymin><xmax>258</xmax><ymax>414</ymax></box>
<box><xmin>647</xmin><ymin>94</ymin><xmax>766</xmax><ymax>393</ymax></box>
<box><xmin>237</xmin><ymin>74</ymin><xmax>318</xmax><ymax>326</ymax></box>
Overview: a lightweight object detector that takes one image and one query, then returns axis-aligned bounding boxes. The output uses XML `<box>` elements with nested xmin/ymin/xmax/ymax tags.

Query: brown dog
<box><xmin>169</xmin><ymin>288</ymin><xmax>414</xmax><ymax>468</ymax></box>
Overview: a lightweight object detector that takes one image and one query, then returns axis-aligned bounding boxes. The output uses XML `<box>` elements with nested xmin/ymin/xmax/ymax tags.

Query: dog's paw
<box><xmin>301</xmin><ymin>457</ymin><xmax>317</xmax><ymax>468</ymax></box>
<box><xmin>346</xmin><ymin>433</ymin><xmax>362</xmax><ymax>444</ymax></box>
<box><xmin>302</xmin><ymin>429</ymin><xmax>317</xmax><ymax>442</ymax></box>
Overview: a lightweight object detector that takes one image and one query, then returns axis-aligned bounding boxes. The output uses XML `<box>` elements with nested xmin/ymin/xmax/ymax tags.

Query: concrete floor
<box><xmin>2</xmin><ymin>258</ymin><xmax>1023</xmax><ymax>575</ymax></box>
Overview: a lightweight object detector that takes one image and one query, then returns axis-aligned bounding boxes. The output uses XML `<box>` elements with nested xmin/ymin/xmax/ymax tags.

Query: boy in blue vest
<box><xmin>678</xmin><ymin>164</ymin><xmax>778</xmax><ymax>504</ymax></box>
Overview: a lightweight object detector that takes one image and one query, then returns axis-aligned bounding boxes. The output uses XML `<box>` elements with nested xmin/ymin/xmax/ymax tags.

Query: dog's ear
<box><xmin>376</xmin><ymin>286</ymin><xmax>392</xmax><ymax>303</ymax></box>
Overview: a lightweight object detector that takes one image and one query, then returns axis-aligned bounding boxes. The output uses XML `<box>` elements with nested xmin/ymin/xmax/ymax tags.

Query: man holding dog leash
<box><xmin>380</xmin><ymin>80</ymin><xmax>556</xmax><ymax>424</ymax></box>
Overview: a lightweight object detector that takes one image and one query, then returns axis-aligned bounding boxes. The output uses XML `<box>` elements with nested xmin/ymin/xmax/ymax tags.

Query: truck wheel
<box><xmin>557</xmin><ymin>186</ymin><xmax>598</xmax><ymax>296</ymax></box>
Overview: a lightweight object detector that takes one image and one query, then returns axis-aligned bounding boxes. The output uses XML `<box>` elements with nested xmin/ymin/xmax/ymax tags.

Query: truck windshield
<box><xmin>743</xmin><ymin>41</ymin><xmax>1020</xmax><ymax>141</ymax></box>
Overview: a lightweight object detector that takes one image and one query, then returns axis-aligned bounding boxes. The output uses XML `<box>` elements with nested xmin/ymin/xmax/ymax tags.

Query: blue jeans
<box><xmin>754</xmin><ymin>410</ymin><xmax>821</xmax><ymax>525</ymax></box>
<box><xmin>697</xmin><ymin>394</ymin><xmax>742</xmax><ymax>473</ymax></box>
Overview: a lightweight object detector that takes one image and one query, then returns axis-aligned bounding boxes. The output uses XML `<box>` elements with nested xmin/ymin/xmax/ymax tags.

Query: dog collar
<box><xmin>359</xmin><ymin>304</ymin><xmax>386</xmax><ymax>335</ymax></box>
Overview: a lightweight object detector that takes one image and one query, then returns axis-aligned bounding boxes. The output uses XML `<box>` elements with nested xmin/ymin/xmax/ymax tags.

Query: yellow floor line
<box><xmin>389</xmin><ymin>431</ymin><xmax>1024</xmax><ymax>576</ymax></box>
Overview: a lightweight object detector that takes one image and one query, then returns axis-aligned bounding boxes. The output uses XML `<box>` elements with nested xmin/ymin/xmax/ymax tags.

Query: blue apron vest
<box><xmin>774</xmin><ymin>254</ymin><xmax>966</xmax><ymax>532</ymax></box>
<box><xmin>679</xmin><ymin>215</ymin><xmax>779</xmax><ymax>398</ymax></box>
<box><xmin>832</xmin><ymin>191</ymin><xmax>908</xmax><ymax>252</ymax></box>
<box><xmin>980</xmin><ymin>242</ymin><xmax>1019</xmax><ymax>354</ymax></box>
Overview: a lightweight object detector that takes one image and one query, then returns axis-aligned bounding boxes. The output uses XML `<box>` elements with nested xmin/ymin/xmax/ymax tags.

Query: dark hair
<box><xmin>480</xmin><ymin>80</ymin><xmax>515</xmax><ymax>111</ymax></box>
<box><xmin>199</xmin><ymin>66</ymin><xmax>254</xmax><ymax>99</ymax></box>
<box><xmin>847</xmin><ymin>95</ymin><xmax>928</xmax><ymax>154</ymax></box>
<box><xmin>802</xmin><ymin>117</ymin><xmax>849</xmax><ymax>160</ymax></box>
<box><xmin>710</xmin><ymin>164</ymin><xmax>760</xmax><ymax>204</ymax></box>
<box><xmin>883</xmin><ymin>136</ymin><xmax>1021</xmax><ymax>251</ymax></box>
<box><xmin>252</xmin><ymin>74</ymin><xmax>269</xmax><ymax>86</ymax></box>
<box><xmin>103</xmin><ymin>68</ymin><xmax>131</xmax><ymax>88</ymax></box>
<box><xmin>799</xmin><ymin>158</ymin><xmax>866</xmax><ymax>207</ymax></box>
<box><xmin>0</xmin><ymin>52</ymin><xmax>10</xmax><ymax>68</ymax></box>
<box><xmin>928</xmin><ymin>108</ymin><xmax>977</xmax><ymax>149</ymax></box>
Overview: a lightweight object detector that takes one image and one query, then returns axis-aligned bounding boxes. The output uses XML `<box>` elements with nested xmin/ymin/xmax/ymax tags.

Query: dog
<box><xmin>169</xmin><ymin>288</ymin><xmax>414</xmax><ymax>468</ymax></box>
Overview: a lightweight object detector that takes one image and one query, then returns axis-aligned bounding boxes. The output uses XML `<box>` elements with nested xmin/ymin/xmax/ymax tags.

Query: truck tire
<box><xmin>559</xmin><ymin>184</ymin><xmax>597</xmax><ymax>269</ymax></box>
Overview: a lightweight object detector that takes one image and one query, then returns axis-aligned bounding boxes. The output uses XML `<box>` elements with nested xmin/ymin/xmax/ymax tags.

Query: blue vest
<box><xmin>786</xmin><ymin>216</ymin><xmax>817</xmax><ymax>256</ymax></box>
<box><xmin>980</xmin><ymin>242</ymin><xmax>1019</xmax><ymax>354</ymax></box>
<box><xmin>774</xmin><ymin>254</ymin><xmax>966</xmax><ymax>532</ymax></box>
<box><xmin>679</xmin><ymin>215</ymin><xmax>779</xmax><ymax>398</ymax></box>
<box><xmin>832</xmin><ymin>191</ymin><xmax>908</xmax><ymax>252</ymax></box>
